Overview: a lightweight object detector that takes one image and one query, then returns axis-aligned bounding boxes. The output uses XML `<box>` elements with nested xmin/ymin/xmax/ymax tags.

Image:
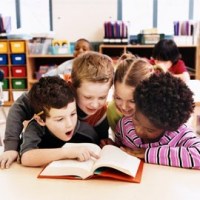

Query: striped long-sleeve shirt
<box><xmin>115</xmin><ymin>116</ymin><xmax>200</xmax><ymax>169</ymax></box>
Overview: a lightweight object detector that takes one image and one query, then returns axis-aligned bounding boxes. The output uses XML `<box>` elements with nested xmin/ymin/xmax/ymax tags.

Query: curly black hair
<box><xmin>134</xmin><ymin>72</ymin><xmax>194</xmax><ymax>131</ymax></box>
<box><xmin>28</xmin><ymin>76</ymin><xmax>75</xmax><ymax>121</ymax></box>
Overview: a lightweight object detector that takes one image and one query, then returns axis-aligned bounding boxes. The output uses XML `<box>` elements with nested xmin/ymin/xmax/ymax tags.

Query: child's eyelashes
<box><xmin>84</xmin><ymin>96</ymin><xmax>106</xmax><ymax>100</ymax></box>
<box><xmin>84</xmin><ymin>96</ymin><xmax>92</xmax><ymax>100</ymax></box>
<box><xmin>71</xmin><ymin>112</ymin><xmax>77</xmax><ymax>117</ymax></box>
<box><xmin>114</xmin><ymin>96</ymin><xmax>121</xmax><ymax>100</ymax></box>
<box><xmin>55</xmin><ymin>118</ymin><xmax>63</xmax><ymax>122</ymax></box>
<box><xmin>114</xmin><ymin>96</ymin><xmax>135</xmax><ymax>104</ymax></box>
<box><xmin>99</xmin><ymin>96</ymin><xmax>107</xmax><ymax>100</ymax></box>
<box><xmin>146</xmin><ymin>129</ymin><xmax>154</xmax><ymax>134</ymax></box>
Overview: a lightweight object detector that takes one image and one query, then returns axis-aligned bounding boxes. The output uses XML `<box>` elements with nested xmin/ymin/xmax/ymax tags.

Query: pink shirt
<box><xmin>115</xmin><ymin>116</ymin><xmax>200</xmax><ymax>169</ymax></box>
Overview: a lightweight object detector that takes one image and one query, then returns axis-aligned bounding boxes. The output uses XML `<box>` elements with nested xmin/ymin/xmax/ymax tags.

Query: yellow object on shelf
<box><xmin>0</xmin><ymin>42</ymin><xmax>8</xmax><ymax>53</ymax></box>
<box><xmin>10</xmin><ymin>41</ymin><xmax>25</xmax><ymax>53</ymax></box>
<box><xmin>51</xmin><ymin>39</ymin><xmax>69</xmax><ymax>54</ymax></box>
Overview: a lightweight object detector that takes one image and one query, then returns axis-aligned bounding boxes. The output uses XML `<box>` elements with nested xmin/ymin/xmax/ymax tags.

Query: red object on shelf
<box><xmin>12</xmin><ymin>66</ymin><xmax>26</xmax><ymax>77</ymax></box>
<box><xmin>0</xmin><ymin>66</ymin><xmax>9</xmax><ymax>77</ymax></box>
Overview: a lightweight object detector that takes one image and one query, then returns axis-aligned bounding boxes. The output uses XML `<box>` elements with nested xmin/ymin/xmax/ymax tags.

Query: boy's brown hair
<box><xmin>71</xmin><ymin>51</ymin><xmax>114</xmax><ymax>89</ymax></box>
<box><xmin>28</xmin><ymin>76</ymin><xmax>75</xmax><ymax>121</ymax></box>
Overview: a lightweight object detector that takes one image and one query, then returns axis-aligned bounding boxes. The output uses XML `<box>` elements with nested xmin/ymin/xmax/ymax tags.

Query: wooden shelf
<box><xmin>99</xmin><ymin>44</ymin><xmax>200</xmax><ymax>79</ymax></box>
<box><xmin>0</xmin><ymin>39</ymin><xmax>28</xmax><ymax>105</ymax></box>
<box><xmin>29</xmin><ymin>79</ymin><xmax>38</xmax><ymax>84</ymax></box>
<box><xmin>26</xmin><ymin>47</ymin><xmax>74</xmax><ymax>90</ymax></box>
<box><xmin>28</xmin><ymin>54</ymin><xmax>73</xmax><ymax>58</ymax></box>
<box><xmin>1</xmin><ymin>40</ymin><xmax>74</xmax><ymax>105</ymax></box>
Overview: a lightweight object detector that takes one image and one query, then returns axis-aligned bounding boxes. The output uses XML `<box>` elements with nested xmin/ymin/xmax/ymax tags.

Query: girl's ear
<box><xmin>33</xmin><ymin>114</ymin><xmax>46</xmax><ymax>126</ymax></box>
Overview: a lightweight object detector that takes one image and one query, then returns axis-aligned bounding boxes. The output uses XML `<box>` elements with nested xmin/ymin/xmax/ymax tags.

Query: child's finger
<box><xmin>0</xmin><ymin>159</ymin><xmax>6</xmax><ymax>169</ymax></box>
<box><xmin>100</xmin><ymin>139</ymin><xmax>107</xmax><ymax>147</ymax></box>
<box><xmin>89</xmin><ymin>150</ymin><xmax>99</xmax><ymax>159</ymax></box>
<box><xmin>120</xmin><ymin>146</ymin><xmax>136</xmax><ymax>156</ymax></box>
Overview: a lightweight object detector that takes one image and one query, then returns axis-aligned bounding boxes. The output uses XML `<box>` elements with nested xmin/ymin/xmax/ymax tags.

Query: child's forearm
<box><xmin>173</xmin><ymin>72</ymin><xmax>190</xmax><ymax>82</ymax></box>
<box><xmin>145</xmin><ymin>146</ymin><xmax>200</xmax><ymax>169</ymax></box>
<box><xmin>4</xmin><ymin>93</ymin><xmax>34</xmax><ymax>151</ymax></box>
<box><xmin>20</xmin><ymin>148</ymin><xmax>70</xmax><ymax>167</ymax></box>
<box><xmin>21</xmin><ymin>147</ymin><xmax>99</xmax><ymax>167</ymax></box>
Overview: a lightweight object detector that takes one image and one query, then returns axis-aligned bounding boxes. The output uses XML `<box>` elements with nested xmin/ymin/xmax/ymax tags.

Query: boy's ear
<box><xmin>33</xmin><ymin>114</ymin><xmax>46</xmax><ymax>126</ymax></box>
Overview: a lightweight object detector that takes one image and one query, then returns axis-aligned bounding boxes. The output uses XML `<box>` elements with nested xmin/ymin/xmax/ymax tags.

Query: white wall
<box><xmin>52</xmin><ymin>0</ymin><xmax>117</xmax><ymax>42</ymax></box>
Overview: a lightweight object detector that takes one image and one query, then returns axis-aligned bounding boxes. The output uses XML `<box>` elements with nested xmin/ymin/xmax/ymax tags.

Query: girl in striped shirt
<box><xmin>116</xmin><ymin>72</ymin><xmax>200</xmax><ymax>169</ymax></box>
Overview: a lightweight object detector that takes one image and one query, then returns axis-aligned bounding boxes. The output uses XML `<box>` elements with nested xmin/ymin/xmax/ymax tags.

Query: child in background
<box><xmin>43</xmin><ymin>38</ymin><xmax>93</xmax><ymax>76</ymax></box>
<box><xmin>107</xmin><ymin>53</ymin><xmax>153</xmax><ymax>132</ymax></box>
<box><xmin>150</xmin><ymin>39</ymin><xmax>190</xmax><ymax>82</ymax></box>
<box><xmin>116</xmin><ymin>72</ymin><xmax>200</xmax><ymax>169</ymax></box>
<box><xmin>20</xmin><ymin>76</ymin><xmax>99</xmax><ymax>167</ymax></box>
<box><xmin>0</xmin><ymin>51</ymin><xmax>114</xmax><ymax>168</ymax></box>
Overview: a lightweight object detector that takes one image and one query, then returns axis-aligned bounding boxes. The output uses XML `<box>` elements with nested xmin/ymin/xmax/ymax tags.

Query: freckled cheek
<box><xmin>100</xmin><ymin>99</ymin><xmax>107</xmax><ymax>105</ymax></box>
<box><xmin>48</xmin><ymin>123</ymin><xmax>65</xmax><ymax>134</ymax></box>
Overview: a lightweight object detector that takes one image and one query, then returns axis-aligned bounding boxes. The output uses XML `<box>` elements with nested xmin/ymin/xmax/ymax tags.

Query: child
<box><xmin>71</xmin><ymin>51</ymin><xmax>114</xmax><ymax>139</ymax></box>
<box><xmin>0</xmin><ymin>51</ymin><xmax>114</xmax><ymax>168</ymax></box>
<box><xmin>107</xmin><ymin>53</ymin><xmax>153</xmax><ymax>132</ymax></box>
<box><xmin>115</xmin><ymin>72</ymin><xmax>200</xmax><ymax>169</ymax></box>
<box><xmin>43</xmin><ymin>38</ymin><xmax>93</xmax><ymax>76</ymax></box>
<box><xmin>20</xmin><ymin>76</ymin><xmax>99</xmax><ymax>167</ymax></box>
<box><xmin>150</xmin><ymin>39</ymin><xmax>190</xmax><ymax>82</ymax></box>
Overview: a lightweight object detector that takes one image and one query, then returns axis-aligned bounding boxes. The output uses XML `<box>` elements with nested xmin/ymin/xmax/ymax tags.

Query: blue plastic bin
<box><xmin>11</xmin><ymin>54</ymin><xmax>26</xmax><ymax>65</ymax></box>
<box><xmin>0</xmin><ymin>54</ymin><xmax>8</xmax><ymax>65</ymax></box>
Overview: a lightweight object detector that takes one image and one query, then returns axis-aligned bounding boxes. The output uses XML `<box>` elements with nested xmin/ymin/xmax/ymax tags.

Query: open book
<box><xmin>38</xmin><ymin>143</ymin><xmax>144</xmax><ymax>183</ymax></box>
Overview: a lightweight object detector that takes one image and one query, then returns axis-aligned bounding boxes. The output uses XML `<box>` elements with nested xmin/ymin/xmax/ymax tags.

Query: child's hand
<box><xmin>120</xmin><ymin>146</ymin><xmax>146</xmax><ymax>159</ymax></box>
<box><xmin>0</xmin><ymin>150</ymin><xmax>18</xmax><ymax>169</ymax></box>
<box><xmin>154</xmin><ymin>62</ymin><xmax>171</xmax><ymax>73</ymax></box>
<box><xmin>100</xmin><ymin>138</ymin><xmax>116</xmax><ymax>148</ymax></box>
<box><xmin>154</xmin><ymin>65</ymin><xmax>165</xmax><ymax>73</ymax></box>
<box><xmin>66</xmin><ymin>147</ymin><xmax>99</xmax><ymax>162</ymax></box>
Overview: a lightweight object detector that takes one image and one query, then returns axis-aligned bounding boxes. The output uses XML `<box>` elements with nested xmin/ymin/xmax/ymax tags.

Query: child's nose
<box><xmin>135</xmin><ymin>125</ymin><xmax>144</xmax><ymax>135</ymax></box>
<box><xmin>121</xmin><ymin>101</ymin><xmax>128</xmax><ymax>110</ymax></box>
<box><xmin>65</xmin><ymin>118</ymin><xmax>73</xmax><ymax>129</ymax></box>
<box><xmin>78</xmin><ymin>48</ymin><xmax>84</xmax><ymax>53</ymax></box>
<box><xmin>90</xmin><ymin>100</ymin><xmax>100</xmax><ymax>108</ymax></box>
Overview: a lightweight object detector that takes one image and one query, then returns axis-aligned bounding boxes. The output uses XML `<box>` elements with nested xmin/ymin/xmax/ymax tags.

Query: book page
<box><xmin>62</xmin><ymin>143</ymin><xmax>101</xmax><ymax>155</ymax></box>
<box><xmin>40</xmin><ymin>143</ymin><xmax>101</xmax><ymax>179</ymax></box>
<box><xmin>40</xmin><ymin>159</ymin><xmax>95</xmax><ymax>179</ymax></box>
<box><xmin>92</xmin><ymin>145</ymin><xmax>141</xmax><ymax>177</ymax></box>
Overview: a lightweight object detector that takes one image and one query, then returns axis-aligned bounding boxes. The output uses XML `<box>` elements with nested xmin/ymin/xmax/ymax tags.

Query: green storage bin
<box><xmin>2</xmin><ymin>79</ymin><xmax>9</xmax><ymax>89</ymax></box>
<box><xmin>12</xmin><ymin>79</ymin><xmax>26</xmax><ymax>89</ymax></box>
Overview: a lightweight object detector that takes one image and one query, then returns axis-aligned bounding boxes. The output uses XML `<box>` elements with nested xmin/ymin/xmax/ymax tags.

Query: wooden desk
<box><xmin>0</xmin><ymin>156</ymin><xmax>200</xmax><ymax>200</ymax></box>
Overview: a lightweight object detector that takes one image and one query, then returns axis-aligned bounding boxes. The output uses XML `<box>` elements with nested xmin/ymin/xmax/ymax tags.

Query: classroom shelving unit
<box><xmin>0</xmin><ymin>39</ymin><xmax>28</xmax><ymax>106</ymax></box>
<box><xmin>26</xmin><ymin>54</ymin><xmax>73</xmax><ymax>90</ymax></box>
<box><xmin>99</xmin><ymin>44</ymin><xmax>200</xmax><ymax>79</ymax></box>
<box><xmin>0</xmin><ymin>39</ymin><xmax>74</xmax><ymax>105</ymax></box>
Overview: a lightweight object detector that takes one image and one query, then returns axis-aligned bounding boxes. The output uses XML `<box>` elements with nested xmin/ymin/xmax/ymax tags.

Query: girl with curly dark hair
<box><xmin>115</xmin><ymin>72</ymin><xmax>200</xmax><ymax>169</ymax></box>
